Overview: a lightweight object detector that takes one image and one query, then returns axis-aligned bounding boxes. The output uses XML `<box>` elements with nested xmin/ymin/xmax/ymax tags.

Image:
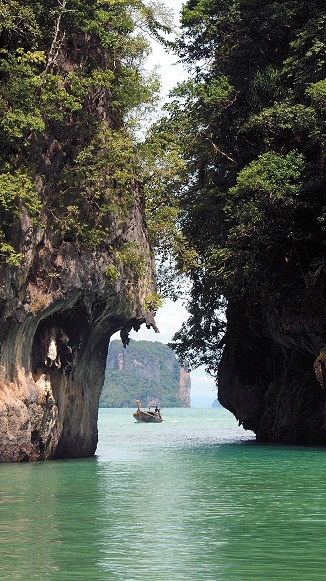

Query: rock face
<box><xmin>0</xmin><ymin>16</ymin><xmax>158</xmax><ymax>461</ymax></box>
<box><xmin>0</xmin><ymin>204</ymin><xmax>157</xmax><ymax>462</ymax></box>
<box><xmin>177</xmin><ymin>366</ymin><xmax>191</xmax><ymax>408</ymax></box>
<box><xmin>218</xmin><ymin>288</ymin><xmax>326</xmax><ymax>445</ymax></box>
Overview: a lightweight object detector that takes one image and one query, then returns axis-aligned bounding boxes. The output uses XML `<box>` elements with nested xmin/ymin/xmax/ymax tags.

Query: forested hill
<box><xmin>100</xmin><ymin>340</ymin><xmax>191</xmax><ymax>408</ymax></box>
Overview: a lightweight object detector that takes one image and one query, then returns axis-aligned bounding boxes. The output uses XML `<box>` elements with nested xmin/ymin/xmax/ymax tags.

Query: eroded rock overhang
<box><xmin>0</xmin><ymin>212</ymin><xmax>158</xmax><ymax>462</ymax></box>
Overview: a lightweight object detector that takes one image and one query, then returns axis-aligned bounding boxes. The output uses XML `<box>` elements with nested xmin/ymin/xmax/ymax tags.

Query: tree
<box><xmin>148</xmin><ymin>0</ymin><xmax>325</xmax><ymax>375</ymax></box>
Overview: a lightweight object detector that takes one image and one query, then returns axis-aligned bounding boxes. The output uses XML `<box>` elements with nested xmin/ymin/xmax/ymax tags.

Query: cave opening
<box><xmin>31</xmin><ymin>299</ymin><xmax>91</xmax><ymax>380</ymax></box>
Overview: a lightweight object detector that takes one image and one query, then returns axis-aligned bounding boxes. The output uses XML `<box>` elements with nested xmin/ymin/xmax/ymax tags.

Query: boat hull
<box><xmin>133</xmin><ymin>410</ymin><xmax>164</xmax><ymax>423</ymax></box>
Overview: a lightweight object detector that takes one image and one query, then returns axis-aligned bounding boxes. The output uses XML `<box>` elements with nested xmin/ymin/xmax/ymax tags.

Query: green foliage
<box><xmin>104</xmin><ymin>264</ymin><xmax>120</xmax><ymax>283</ymax></box>
<box><xmin>104</xmin><ymin>241</ymin><xmax>148</xmax><ymax>284</ymax></box>
<box><xmin>144</xmin><ymin>292</ymin><xmax>162</xmax><ymax>312</ymax></box>
<box><xmin>216</xmin><ymin>151</ymin><xmax>306</xmax><ymax>292</ymax></box>
<box><xmin>100</xmin><ymin>339</ymin><xmax>186</xmax><ymax>407</ymax></box>
<box><xmin>0</xmin><ymin>169</ymin><xmax>41</xmax><ymax>215</ymax></box>
<box><xmin>306</xmin><ymin>79</ymin><xmax>326</xmax><ymax>112</ymax></box>
<box><xmin>152</xmin><ymin>0</ymin><xmax>326</xmax><ymax>372</ymax></box>
<box><xmin>118</xmin><ymin>242</ymin><xmax>146</xmax><ymax>279</ymax></box>
<box><xmin>0</xmin><ymin>232</ymin><xmax>22</xmax><ymax>265</ymax></box>
<box><xmin>229</xmin><ymin>151</ymin><xmax>305</xmax><ymax>203</ymax></box>
<box><xmin>0</xmin><ymin>0</ymin><xmax>171</xmax><ymax>266</ymax></box>
<box><xmin>141</xmin><ymin>77</ymin><xmax>233</xmax><ymax>296</ymax></box>
<box><xmin>282</xmin><ymin>11</ymin><xmax>325</xmax><ymax>93</ymax></box>
<box><xmin>141</xmin><ymin>126</ymin><xmax>183</xmax><ymax>243</ymax></box>
<box><xmin>243</xmin><ymin>103</ymin><xmax>319</xmax><ymax>148</ymax></box>
<box><xmin>0</xmin><ymin>49</ymin><xmax>45</xmax><ymax>148</ymax></box>
<box><xmin>0</xmin><ymin>1</ymin><xmax>41</xmax><ymax>46</ymax></box>
<box><xmin>57</xmin><ymin>129</ymin><xmax>138</xmax><ymax>245</ymax></box>
<box><xmin>0</xmin><ymin>169</ymin><xmax>41</xmax><ymax>264</ymax></box>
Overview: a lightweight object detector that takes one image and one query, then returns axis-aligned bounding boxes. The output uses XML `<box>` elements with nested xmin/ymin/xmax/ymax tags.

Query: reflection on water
<box><xmin>1</xmin><ymin>408</ymin><xmax>326</xmax><ymax>580</ymax></box>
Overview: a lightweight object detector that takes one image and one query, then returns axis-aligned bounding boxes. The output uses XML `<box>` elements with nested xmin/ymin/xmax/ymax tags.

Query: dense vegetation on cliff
<box><xmin>150</xmin><ymin>0</ymin><xmax>325</xmax><ymax>377</ymax></box>
<box><xmin>100</xmin><ymin>339</ymin><xmax>188</xmax><ymax>407</ymax></box>
<box><xmin>0</xmin><ymin>0</ymin><xmax>173</xmax><ymax>462</ymax></box>
<box><xmin>0</xmin><ymin>0</ymin><xmax>169</xmax><ymax>287</ymax></box>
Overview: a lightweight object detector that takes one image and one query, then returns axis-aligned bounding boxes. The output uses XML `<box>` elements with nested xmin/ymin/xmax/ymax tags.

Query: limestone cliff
<box><xmin>0</xmin><ymin>178</ymin><xmax>159</xmax><ymax>461</ymax></box>
<box><xmin>100</xmin><ymin>340</ymin><xmax>190</xmax><ymax>408</ymax></box>
<box><xmin>0</xmin><ymin>212</ymin><xmax>157</xmax><ymax>462</ymax></box>
<box><xmin>0</xmin><ymin>3</ymin><xmax>159</xmax><ymax>461</ymax></box>
<box><xmin>177</xmin><ymin>365</ymin><xmax>191</xmax><ymax>408</ymax></box>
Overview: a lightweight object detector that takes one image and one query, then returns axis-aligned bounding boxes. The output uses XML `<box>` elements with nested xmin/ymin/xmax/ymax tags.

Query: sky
<box><xmin>145</xmin><ymin>0</ymin><xmax>187</xmax><ymax>100</ymax></box>
<box><xmin>113</xmin><ymin>1</ymin><xmax>218</xmax><ymax>406</ymax></box>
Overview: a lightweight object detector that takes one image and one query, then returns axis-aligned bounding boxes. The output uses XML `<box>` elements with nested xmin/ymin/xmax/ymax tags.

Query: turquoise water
<box><xmin>1</xmin><ymin>408</ymin><xmax>326</xmax><ymax>580</ymax></box>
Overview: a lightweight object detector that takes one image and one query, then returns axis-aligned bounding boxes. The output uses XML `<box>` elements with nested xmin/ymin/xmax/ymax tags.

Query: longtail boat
<box><xmin>133</xmin><ymin>400</ymin><xmax>164</xmax><ymax>423</ymax></box>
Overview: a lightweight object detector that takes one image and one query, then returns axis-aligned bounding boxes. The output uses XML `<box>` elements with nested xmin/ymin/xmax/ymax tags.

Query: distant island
<box><xmin>212</xmin><ymin>399</ymin><xmax>222</xmax><ymax>409</ymax></box>
<box><xmin>100</xmin><ymin>340</ymin><xmax>191</xmax><ymax>408</ymax></box>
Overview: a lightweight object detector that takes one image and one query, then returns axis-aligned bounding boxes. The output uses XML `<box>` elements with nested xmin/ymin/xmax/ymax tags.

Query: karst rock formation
<box><xmin>0</xmin><ymin>204</ymin><xmax>157</xmax><ymax>462</ymax></box>
<box><xmin>218</xmin><ymin>290</ymin><xmax>326</xmax><ymax>445</ymax></box>
<box><xmin>0</xmin><ymin>4</ymin><xmax>158</xmax><ymax>462</ymax></box>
